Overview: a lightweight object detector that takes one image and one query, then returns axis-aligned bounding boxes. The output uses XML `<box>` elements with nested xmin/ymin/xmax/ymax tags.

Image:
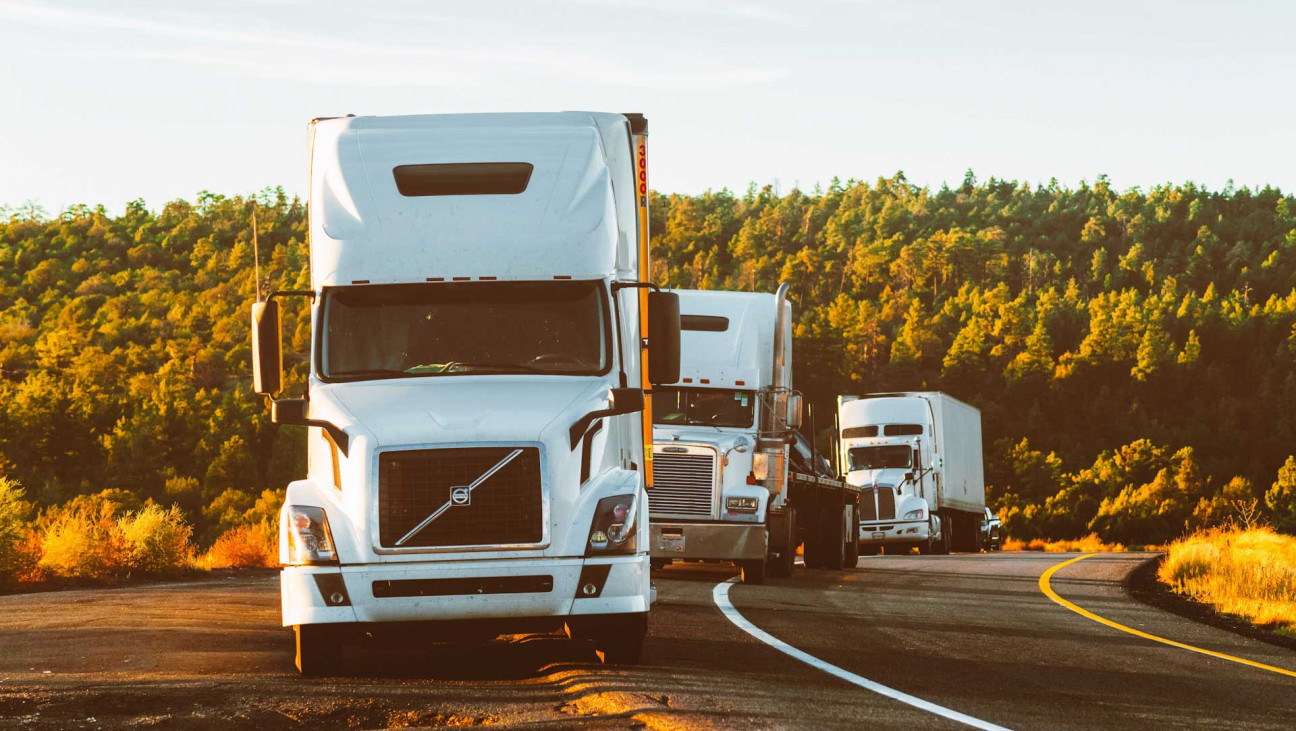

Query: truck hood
<box><xmin>845</xmin><ymin>468</ymin><xmax>906</xmax><ymax>489</ymax></box>
<box><xmin>652</xmin><ymin>426</ymin><xmax>752</xmax><ymax>453</ymax></box>
<box><xmin>325</xmin><ymin>377</ymin><xmax>608</xmax><ymax>448</ymax></box>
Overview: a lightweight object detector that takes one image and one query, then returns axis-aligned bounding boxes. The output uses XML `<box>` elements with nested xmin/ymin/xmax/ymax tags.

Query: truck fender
<box><xmin>279</xmin><ymin>478</ymin><xmax>358</xmax><ymax>565</ymax></box>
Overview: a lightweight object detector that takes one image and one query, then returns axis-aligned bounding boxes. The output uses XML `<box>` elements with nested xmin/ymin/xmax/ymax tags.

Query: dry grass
<box><xmin>1158</xmin><ymin>527</ymin><xmax>1296</xmax><ymax>633</ymax></box>
<box><xmin>201</xmin><ymin>521</ymin><xmax>278</xmax><ymax>569</ymax></box>
<box><xmin>1002</xmin><ymin>533</ymin><xmax>1128</xmax><ymax>553</ymax></box>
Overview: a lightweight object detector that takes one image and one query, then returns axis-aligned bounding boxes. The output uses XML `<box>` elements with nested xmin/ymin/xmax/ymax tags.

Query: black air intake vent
<box><xmin>378</xmin><ymin>446</ymin><xmax>543</xmax><ymax>548</ymax></box>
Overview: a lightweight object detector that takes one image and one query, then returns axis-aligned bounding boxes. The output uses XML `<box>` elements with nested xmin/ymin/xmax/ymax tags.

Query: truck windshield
<box><xmin>320</xmin><ymin>281</ymin><xmax>609</xmax><ymax>381</ymax></box>
<box><xmin>653</xmin><ymin>387</ymin><xmax>754</xmax><ymax>428</ymax></box>
<box><xmin>848</xmin><ymin>445</ymin><xmax>913</xmax><ymax>471</ymax></box>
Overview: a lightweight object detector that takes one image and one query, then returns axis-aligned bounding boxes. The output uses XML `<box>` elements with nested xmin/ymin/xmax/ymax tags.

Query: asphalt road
<box><xmin>1</xmin><ymin>552</ymin><xmax>1293</xmax><ymax>729</ymax></box>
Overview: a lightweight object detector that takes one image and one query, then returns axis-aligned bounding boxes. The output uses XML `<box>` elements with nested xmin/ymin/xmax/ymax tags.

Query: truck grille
<box><xmin>378</xmin><ymin>446</ymin><xmax>543</xmax><ymax>548</ymax></box>
<box><xmin>649</xmin><ymin>449</ymin><xmax>716</xmax><ymax>518</ymax></box>
<box><xmin>860</xmin><ymin>487</ymin><xmax>897</xmax><ymax>521</ymax></box>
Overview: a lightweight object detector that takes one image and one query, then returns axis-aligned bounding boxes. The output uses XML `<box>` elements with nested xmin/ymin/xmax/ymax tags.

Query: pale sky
<box><xmin>2</xmin><ymin>0</ymin><xmax>1294</xmax><ymax>214</ymax></box>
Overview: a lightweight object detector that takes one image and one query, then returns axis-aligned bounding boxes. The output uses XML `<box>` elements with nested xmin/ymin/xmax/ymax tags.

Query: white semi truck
<box><xmin>837</xmin><ymin>392</ymin><xmax>985</xmax><ymax>554</ymax></box>
<box><xmin>250</xmin><ymin>112</ymin><xmax>681</xmax><ymax>674</ymax></box>
<box><xmin>649</xmin><ymin>286</ymin><xmax>862</xmax><ymax>583</ymax></box>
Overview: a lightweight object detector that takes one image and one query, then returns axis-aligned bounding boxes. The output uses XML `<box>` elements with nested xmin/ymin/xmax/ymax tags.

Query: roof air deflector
<box><xmin>393</xmin><ymin>162</ymin><xmax>534</xmax><ymax>197</ymax></box>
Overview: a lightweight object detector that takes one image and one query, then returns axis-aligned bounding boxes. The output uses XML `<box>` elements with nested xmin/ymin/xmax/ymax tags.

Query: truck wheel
<box><xmin>739</xmin><ymin>559</ymin><xmax>767</xmax><ymax>584</ymax></box>
<box><xmin>767</xmin><ymin>507</ymin><xmax>796</xmax><ymax>579</ymax></box>
<box><xmin>933</xmin><ymin>516</ymin><xmax>950</xmax><ymax>555</ymax></box>
<box><xmin>294</xmin><ymin>624</ymin><xmax>344</xmax><ymax>677</ymax></box>
<box><xmin>843</xmin><ymin>506</ymin><xmax>859</xmax><ymax>568</ymax></box>
<box><xmin>953</xmin><ymin>512</ymin><xmax>976</xmax><ymax>553</ymax></box>
<box><xmin>819</xmin><ymin>506</ymin><xmax>847</xmax><ymax>570</ymax></box>
<box><xmin>801</xmin><ymin>508</ymin><xmax>822</xmax><ymax>568</ymax></box>
<box><xmin>595</xmin><ymin>613</ymin><xmax>647</xmax><ymax>665</ymax></box>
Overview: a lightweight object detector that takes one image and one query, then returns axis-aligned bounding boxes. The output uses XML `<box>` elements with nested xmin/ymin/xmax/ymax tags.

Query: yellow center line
<box><xmin>1039</xmin><ymin>553</ymin><xmax>1296</xmax><ymax>679</ymax></box>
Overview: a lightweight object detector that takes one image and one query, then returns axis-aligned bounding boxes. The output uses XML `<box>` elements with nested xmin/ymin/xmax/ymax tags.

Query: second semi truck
<box><xmin>648</xmin><ymin>285</ymin><xmax>862</xmax><ymax>583</ymax></box>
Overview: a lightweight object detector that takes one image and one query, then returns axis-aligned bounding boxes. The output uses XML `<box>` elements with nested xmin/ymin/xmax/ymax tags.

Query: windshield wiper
<box><xmin>462</xmin><ymin>362</ymin><xmax>552</xmax><ymax>373</ymax></box>
<box><xmin>402</xmin><ymin>361</ymin><xmax>564</xmax><ymax>375</ymax></box>
<box><xmin>329</xmin><ymin>368</ymin><xmax>411</xmax><ymax>380</ymax></box>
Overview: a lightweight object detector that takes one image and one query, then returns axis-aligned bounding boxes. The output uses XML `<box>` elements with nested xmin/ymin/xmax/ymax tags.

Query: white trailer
<box><xmin>649</xmin><ymin>285</ymin><xmax>862</xmax><ymax>583</ymax></box>
<box><xmin>249</xmin><ymin>112</ymin><xmax>682</xmax><ymax>674</ymax></box>
<box><xmin>837</xmin><ymin>392</ymin><xmax>985</xmax><ymax>554</ymax></box>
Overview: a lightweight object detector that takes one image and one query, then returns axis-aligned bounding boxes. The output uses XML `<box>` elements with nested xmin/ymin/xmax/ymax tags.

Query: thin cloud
<box><xmin>558</xmin><ymin>0</ymin><xmax>788</xmax><ymax>23</ymax></box>
<box><xmin>1</xmin><ymin>1</ymin><xmax>787</xmax><ymax>90</ymax></box>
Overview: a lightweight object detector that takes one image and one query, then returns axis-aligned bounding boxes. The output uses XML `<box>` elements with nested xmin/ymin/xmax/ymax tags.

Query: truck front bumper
<box><xmin>649</xmin><ymin>521</ymin><xmax>767</xmax><ymax>561</ymax></box>
<box><xmin>281</xmin><ymin>554</ymin><xmax>649</xmax><ymax>627</ymax></box>
<box><xmin>858</xmin><ymin>519</ymin><xmax>929</xmax><ymax>544</ymax></box>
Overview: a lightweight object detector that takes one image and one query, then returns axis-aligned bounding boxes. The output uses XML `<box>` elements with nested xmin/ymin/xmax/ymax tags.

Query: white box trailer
<box><xmin>837</xmin><ymin>392</ymin><xmax>985</xmax><ymax>553</ymax></box>
<box><xmin>249</xmin><ymin>112</ymin><xmax>682</xmax><ymax>674</ymax></box>
<box><xmin>925</xmin><ymin>393</ymin><xmax>985</xmax><ymax>514</ymax></box>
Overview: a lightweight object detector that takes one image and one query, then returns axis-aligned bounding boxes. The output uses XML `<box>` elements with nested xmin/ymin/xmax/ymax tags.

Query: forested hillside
<box><xmin>2</xmin><ymin>174</ymin><xmax>1296</xmax><ymax>549</ymax></box>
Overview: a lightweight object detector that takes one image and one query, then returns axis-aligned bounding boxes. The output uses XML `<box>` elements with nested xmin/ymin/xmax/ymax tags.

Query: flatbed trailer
<box><xmin>788</xmin><ymin>472</ymin><xmax>864</xmax><ymax>569</ymax></box>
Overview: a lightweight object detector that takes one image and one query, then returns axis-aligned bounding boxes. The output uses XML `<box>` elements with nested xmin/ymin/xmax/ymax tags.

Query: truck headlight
<box><xmin>286</xmin><ymin>506</ymin><xmax>338</xmax><ymax>565</ymax></box>
<box><xmin>725</xmin><ymin>496</ymin><xmax>760</xmax><ymax>513</ymax></box>
<box><xmin>903</xmin><ymin>508</ymin><xmax>925</xmax><ymax>521</ymax></box>
<box><xmin>587</xmin><ymin>494</ymin><xmax>638</xmax><ymax>555</ymax></box>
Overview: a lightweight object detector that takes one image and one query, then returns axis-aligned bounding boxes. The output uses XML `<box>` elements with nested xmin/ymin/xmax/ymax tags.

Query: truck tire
<box><xmin>933</xmin><ymin>516</ymin><xmax>950</xmax><ymax>555</ymax></box>
<box><xmin>767</xmin><ymin>507</ymin><xmax>796</xmax><ymax>579</ymax></box>
<box><xmin>739</xmin><ymin>558</ymin><xmax>767</xmax><ymax>584</ymax></box>
<box><xmin>595</xmin><ymin>613</ymin><xmax>647</xmax><ymax>665</ymax></box>
<box><xmin>954</xmin><ymin>512</ymin><xmax>978</xmax><ymax>553</ymax></box>
<box><xmin>819</xmin><ymin>506</ymin><xmax>847</xmax><ymax>570</ymax></box>
<box><xmin>801</xmin><ymin>508</ymin><xmax>822</xmax><ymax>568</ymax></box>
<box><xmin>294</xmin><ymin>624</ymin><xmax>344</xmax><ymax>677</ymax></box>
<box><xmin>843</xmin><ymin>505</ymin><xmax>859</xmax><ymax>568</ymax></box>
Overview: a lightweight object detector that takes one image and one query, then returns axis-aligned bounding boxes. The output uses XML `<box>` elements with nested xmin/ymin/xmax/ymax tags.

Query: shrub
<box><xmin>0</xmin><ymin>476</ymin><xmax>33</xmax><ymax>584</ymax></box>
<box><xmin>39</xmin><ymin>501</ymin><xmax>124</xmax><ymax>579</ymax></box>
<box><xmin>203</xmin><ymin>521</ymin><xmax>278</xmax><ymax>569</ymax></box>
<box><xmin>117</xmin><ymin>503</ymin><xmax>194</xmax><ymax>575</ymax></box>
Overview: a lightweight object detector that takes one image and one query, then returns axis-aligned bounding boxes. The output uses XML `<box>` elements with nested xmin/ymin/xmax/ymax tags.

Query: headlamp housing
<box><xmin>586</xmin><ymin>494</ymin><xmax>638</xmax><ymax>556</ymax></box>
<box><xmin>285</xmin><ymin>505</ymin><xmax>338</xmax><ymax>565</ymax></box>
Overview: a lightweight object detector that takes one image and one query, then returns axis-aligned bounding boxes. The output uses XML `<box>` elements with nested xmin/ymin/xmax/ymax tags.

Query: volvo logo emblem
<box><xmin>451</xmin><ymin>486</ymin><xmax>471</xmax><ymax>506</ymax></box>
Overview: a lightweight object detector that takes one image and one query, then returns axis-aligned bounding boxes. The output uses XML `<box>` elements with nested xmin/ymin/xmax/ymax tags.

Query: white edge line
<box><xmin>712</xmin><ymin>578</ymin><xmax>1011</xmax><ymax>731</ymax></box>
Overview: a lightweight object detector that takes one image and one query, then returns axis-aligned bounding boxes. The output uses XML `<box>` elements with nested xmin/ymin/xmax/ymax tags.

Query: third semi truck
<box><xmin>837</xmin><ymin>392</ymin><xmax>985</xmax><ymax>554</ymax></box>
